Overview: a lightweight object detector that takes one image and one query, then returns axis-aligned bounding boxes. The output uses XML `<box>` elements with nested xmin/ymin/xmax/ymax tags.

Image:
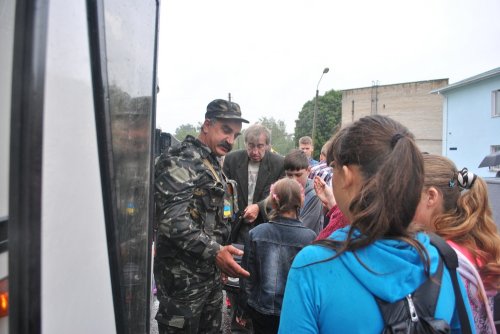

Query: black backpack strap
<box><xmin>412</xmin><ymin>258</ymin><xmax>444</xmax><ymax>318</ymax></box>
<box><xmin>429</xmin><ymin>233</ymin><xmax>473</xmax><ymax>334</ymax></box>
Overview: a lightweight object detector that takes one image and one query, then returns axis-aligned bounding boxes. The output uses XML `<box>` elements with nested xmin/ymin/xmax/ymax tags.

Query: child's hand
<box><xmin>313</xmin><ymin>176</ymin><xmax>336</xmax><ymax>210</ymax></box>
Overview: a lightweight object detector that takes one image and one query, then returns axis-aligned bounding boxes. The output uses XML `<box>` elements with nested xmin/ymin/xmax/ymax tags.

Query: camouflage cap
<box><xmin>205</xmin><ymin>99</ymin><xmax>249</xmax><ymax>123</ymax></box>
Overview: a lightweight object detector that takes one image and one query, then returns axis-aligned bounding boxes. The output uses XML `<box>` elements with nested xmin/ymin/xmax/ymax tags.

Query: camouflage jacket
<box><xmin>154</xmin><ymin>135</ymin><xmax>230</xmax><ymax>266</ymax></box>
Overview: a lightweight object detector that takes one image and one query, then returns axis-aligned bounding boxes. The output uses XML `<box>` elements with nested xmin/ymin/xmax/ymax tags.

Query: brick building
<box><xmin>341</xmin><ymin>79</ymin><xmax>448</xmax><ymax>154</ymax></box>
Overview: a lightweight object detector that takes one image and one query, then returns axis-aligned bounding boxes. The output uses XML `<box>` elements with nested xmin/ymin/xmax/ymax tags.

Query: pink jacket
<box><xmin>316</xmin><ymin>205</ymin><xmax>349</xmax><ymax>240</ymax></box>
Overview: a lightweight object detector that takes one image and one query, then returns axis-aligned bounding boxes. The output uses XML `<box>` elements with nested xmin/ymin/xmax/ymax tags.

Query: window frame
<box><xmin>492</xmin><ymin>90</ymin><xmax>500</xmax><ymax>117</ymax></box>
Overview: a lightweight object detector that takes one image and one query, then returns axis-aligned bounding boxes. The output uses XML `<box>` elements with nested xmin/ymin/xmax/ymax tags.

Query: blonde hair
<box><xmin>423</xmin><ymin>154</ymin><xmax>500</xmax><ymax>291</ymax></box>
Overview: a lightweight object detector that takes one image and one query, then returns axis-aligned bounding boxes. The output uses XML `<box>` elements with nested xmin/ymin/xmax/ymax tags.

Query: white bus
<box><xmin>1</xmin><ymin>0</ymin><xmax>159</xmax><ymax>332</ymax></box>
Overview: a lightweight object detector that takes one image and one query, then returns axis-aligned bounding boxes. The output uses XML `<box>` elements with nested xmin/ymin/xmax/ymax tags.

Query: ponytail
<box><xmin>267</xmin><ymin>178</ymin><xmax>303</xmax><ymax>220</ymax></box>
<box><xmin>423</xmin><ymin>154</ymin><xmax>500</xmax><ymax>291</ymax></box>
<box><xmin>318</xmin><ymin>116</ymin><xmax>428</xmax><ymax>269</ymax></box>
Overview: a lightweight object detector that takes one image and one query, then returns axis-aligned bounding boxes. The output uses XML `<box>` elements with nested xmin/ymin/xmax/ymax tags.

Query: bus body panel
<box><xmin>41</xmin><ymin>0</ymin><xmax>116</xmax><ymax>333</ymax></box>
<box><xmin>0</xmin><ymin>0</ymin><xmax>15</xmax><ymax>331</ymax></box>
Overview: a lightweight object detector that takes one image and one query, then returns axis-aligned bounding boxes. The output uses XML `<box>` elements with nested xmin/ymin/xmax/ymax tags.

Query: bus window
<box><xmin>89</xmin><ymin>0</ymin><xmax>159</xmax><ymax>332</ymax></box>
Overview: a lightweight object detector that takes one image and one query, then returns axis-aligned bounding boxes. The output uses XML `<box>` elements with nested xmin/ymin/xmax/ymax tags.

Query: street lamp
<box><xmin>312</xmin><ymin>67</ymin><xmax>329</xmax><ymax>147</ymax></box>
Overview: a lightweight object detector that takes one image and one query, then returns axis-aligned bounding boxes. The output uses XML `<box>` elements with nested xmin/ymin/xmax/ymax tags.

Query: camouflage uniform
<box><xmin>154</xmin><ymin>135</ymin><xmax>231</xmax><ymax>333</ymax></box>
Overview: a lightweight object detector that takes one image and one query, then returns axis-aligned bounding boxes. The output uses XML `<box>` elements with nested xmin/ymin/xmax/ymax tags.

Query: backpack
<box><xmin>375</xmin><ymin>233</ymin><xmax>473</xmax><ymax>334</ymax></box>
<box><xmin>376</xmin><ymin>259</ymin><xmax>450</xmax><ymax>333</ymax></box>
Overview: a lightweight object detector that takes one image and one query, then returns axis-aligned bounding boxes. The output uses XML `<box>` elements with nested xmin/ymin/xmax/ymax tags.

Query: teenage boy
<box><xmin>283</xmin><ymin>149</ymin><xmax>324</xmax><ymax>234</ymax></box>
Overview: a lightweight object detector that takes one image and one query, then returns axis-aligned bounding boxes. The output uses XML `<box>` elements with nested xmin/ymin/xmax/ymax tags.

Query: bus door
<box><xmin>6</xmin><ymin>0</ymin><xmax>160</xmax><ymax>333</ymax></box>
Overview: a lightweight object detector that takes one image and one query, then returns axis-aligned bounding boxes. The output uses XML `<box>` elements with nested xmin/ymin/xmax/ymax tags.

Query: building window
<box><xmin>493</xmin><ymin>90</ymin><xmax>500</xmax><ymax>117</ymax></box>
<box><xmin>490</xmin><ymin>145</ymin><xmax>500</xmax><ymax>172</ymax></box>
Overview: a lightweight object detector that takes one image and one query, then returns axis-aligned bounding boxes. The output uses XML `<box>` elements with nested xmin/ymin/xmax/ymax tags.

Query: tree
<box><xmin>174</xmin><ymin>123</ymin><xmax>200</xmax><ymax>141</ymax></box>
<box><xmin>294</xmin><ymin>89</ymin><xmax>342</xmax><ymax>159</ymax></box>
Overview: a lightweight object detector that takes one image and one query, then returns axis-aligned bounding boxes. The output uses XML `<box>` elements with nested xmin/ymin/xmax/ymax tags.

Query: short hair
<box><xmin>284</xmin><ymin>149</ymin><xmax>309</xmax><ymax>171</ymax></box>
<box><xmin>299</xmin><ymin>136</ymin><xmax>313</xmax><ymax>145</ymax></box>
<box><xmin>244</xmin><ymin>123</ymin><xmax>271</xmax><ymax>145</ymax></box>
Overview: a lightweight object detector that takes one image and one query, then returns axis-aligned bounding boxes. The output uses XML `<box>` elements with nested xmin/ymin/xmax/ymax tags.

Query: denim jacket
<box><xmin>240</xmin><ymin>216</ymin><xmax>316</xmax><ymax>316</ymax></box>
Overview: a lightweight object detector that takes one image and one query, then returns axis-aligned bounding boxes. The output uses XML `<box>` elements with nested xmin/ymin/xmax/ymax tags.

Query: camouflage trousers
<box><xmin>154</xmin><ymin>256</ymin><xmax>223</xmax><ymax>334</ymax></box>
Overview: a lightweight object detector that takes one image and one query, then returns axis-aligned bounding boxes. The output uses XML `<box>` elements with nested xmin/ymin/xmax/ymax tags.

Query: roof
<box><xmin>431</xmin><ymin>67</ymin><xmax>500</xmax><ymax>94</ymax></box>
<box><xmin>340</xmin><ymin>78</ymin><xmax>448</xmax><ymax>92</ymax></box>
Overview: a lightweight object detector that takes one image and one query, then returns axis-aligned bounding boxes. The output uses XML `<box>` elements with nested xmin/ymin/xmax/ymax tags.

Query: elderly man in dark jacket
<box><xmin>222</xmin><ymin>123</ymin><xmax>285</xmax><ymax>246</ymax></box>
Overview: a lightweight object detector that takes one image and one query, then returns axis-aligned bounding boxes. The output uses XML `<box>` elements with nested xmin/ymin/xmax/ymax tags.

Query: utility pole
<box><xmin>312</xmin><ymin>67</ymin><xmax>330</xmax><ymax>146</ymax></box>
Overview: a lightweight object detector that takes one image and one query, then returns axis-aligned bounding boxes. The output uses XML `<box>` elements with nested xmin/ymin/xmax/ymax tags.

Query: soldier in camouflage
<box><xmin>154</xmin><ymin>99</ymin><xmax>250</xmax><ymax>333</ymax></box>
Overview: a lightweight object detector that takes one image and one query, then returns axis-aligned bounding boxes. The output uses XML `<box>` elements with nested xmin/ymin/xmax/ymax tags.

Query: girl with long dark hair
<box><xmin>278</xmin><ymin>115</ymin><xmax>475</xmax><ymax>333</ymax></box>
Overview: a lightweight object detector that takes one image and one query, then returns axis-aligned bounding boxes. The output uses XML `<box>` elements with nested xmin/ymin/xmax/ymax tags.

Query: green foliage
<box><xmin>234</xmin><ymin>133</ymin><xmax>245</xmax><ymax>151</ymax></box>
<box><xmin>258</xmin><ymin>117</ymin><xmax>295</xmax><ymax>155</ymax></box>
<box><xmin>233</xmin><ymin>117</ymin><xmax>295</xmax><ymax>154</ymax></box>
<box><xmin>174</xmin><ymin>123</ymin><xmax>200</xmax><ymax>141</ymax></box>
<box><xmin>294</xmin><ymin>89</ymin><xmax>342</xmax><ymax>159</ymax></box>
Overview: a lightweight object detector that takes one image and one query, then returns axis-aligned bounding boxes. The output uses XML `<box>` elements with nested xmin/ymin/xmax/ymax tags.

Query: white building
<box><xmin>432</xmin><ymin>67</ymin><xmax>500</xmax><ymax>178</ymax></box>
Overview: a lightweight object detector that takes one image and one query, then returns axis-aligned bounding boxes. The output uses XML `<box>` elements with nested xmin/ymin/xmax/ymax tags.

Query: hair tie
<box><xmin>390</xmin><ymin>133</ymin><xmax>404</xmax><ymax>148</ymax></box>
<box><xmin>457</xmin><ymin>167</ymin><xmax>477</xmax><ymax>189</ymax></box>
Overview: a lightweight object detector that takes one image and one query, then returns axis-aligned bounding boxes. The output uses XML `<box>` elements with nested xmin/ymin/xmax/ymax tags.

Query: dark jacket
<box><xmin>223</xmin><ymin>149</ymin><xmax>285</xmax><ymax>244</ymax></box>
<box><xmin>240</xmin><ymin>216</ymin><xmax>316</xmax><ymax>316</ymax></box>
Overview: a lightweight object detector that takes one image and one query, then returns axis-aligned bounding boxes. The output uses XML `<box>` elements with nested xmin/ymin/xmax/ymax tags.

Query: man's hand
<box><xmin>215</xmin><ymin>245</ymin><xmax>250</xmax><ymax>278</ymax></box>
<box><xmin>243</xmin><ymin>204</ymin><xmax>260</xmax><ymax>222</ymax></box>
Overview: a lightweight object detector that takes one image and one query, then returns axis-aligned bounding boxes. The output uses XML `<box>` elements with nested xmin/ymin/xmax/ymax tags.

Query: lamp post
<box><xmin>312</xmin><ymin>67</ymin><xmax>329</xmax><ymax>147</ymax></box>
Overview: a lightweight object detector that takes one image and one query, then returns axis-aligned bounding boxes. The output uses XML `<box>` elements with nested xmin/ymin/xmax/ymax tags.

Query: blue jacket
<box><xmin>278</xmin><ymin>227</ymin><xmax>476</xmax><ymax>334</ymax></box>
<box><xmin>241</xmin><ymin>216</ymin><xmax>317</xmax><ymax>316</ymax></box>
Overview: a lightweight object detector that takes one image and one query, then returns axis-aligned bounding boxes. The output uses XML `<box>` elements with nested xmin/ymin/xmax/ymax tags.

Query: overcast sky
<box><xmin>156</xmin><ymin>0</ymin><xmax>500</xmax><ymax>134</ymax></box>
